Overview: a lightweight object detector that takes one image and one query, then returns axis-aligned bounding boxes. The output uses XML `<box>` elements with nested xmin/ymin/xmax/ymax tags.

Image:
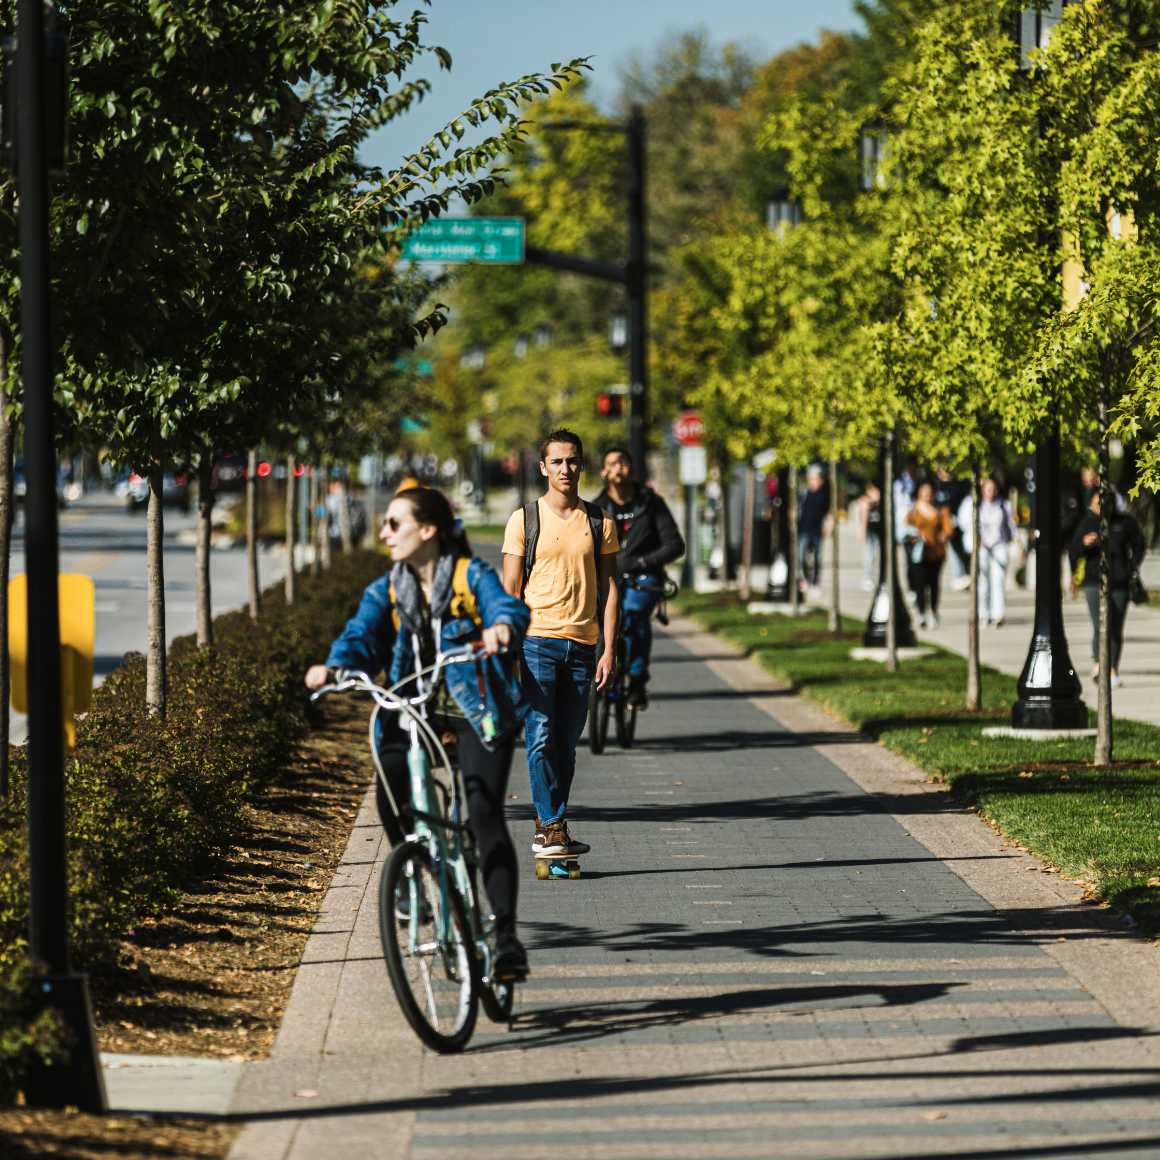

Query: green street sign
<box><xmin>402</xmin><ymin>217</ymin><xmax>525</xmax><ymax>265</ymax></box>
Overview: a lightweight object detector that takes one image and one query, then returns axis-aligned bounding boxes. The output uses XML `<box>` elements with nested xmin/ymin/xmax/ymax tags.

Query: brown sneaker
<box><xmin>542</xmin><ymin>820</ymin><xmax>590</xmax><ymax>857</ymax></box>
<box><xmin>531</xmin><ymin>820</ymin><xmax>548</xmax><ymax>854</ymax></box>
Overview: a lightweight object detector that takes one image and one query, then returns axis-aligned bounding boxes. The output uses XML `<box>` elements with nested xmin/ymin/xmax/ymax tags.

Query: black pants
<box><xmin>1083</xmin><ymin>586</ymin><xmax>1130</xmax><ymax>671</ymax></box>
<box><xmin>908</xmin><ymin>558</ymin><xmax>944</xmax><ymax>615</ymax></box>
<box><xmin>375</xmin><ymin>718</ymin><xmax>519</xmax><ymax>935</ymax></box>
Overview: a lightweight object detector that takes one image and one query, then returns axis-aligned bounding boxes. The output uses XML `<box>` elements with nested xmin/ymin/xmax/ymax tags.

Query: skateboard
<box><xmin>534</xmin><ymin>851</ymin><xmax>582</xmax><ymax>880</ymax></box>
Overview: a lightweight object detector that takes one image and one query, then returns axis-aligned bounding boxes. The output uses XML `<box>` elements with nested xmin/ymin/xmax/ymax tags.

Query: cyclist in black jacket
<box><xmin>594</xmin><ymin>447</ymin><xmax>685</xmax><ymax>708</ymax></box>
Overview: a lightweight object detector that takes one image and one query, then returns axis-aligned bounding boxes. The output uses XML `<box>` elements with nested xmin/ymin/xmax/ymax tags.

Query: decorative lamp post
<box><xmin>1009</xmin><ymin>1</ymin><xmax>1088</xmax><ymax>730</ymax></box>
<box><xmin>857</xmin><ymin>121</ymin><xmax>915</xmax><ymax>649</ymax></box>
<box><xmin>764</xmin><ymin>190</ymin><xmax>800</xmax><ymax>602</ymax></box>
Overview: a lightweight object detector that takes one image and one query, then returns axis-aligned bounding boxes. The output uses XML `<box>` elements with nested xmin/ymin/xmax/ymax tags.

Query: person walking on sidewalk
<box><xmin>305</xmin><ymin>486</ymin><xmax>532</xmax><ymax>979</ymax></box>
<box><xmin>1069</xmin><ymin>489</ymin><xmax>1146</xmax><ymax>687</ymax></box>
<box><xmin>502</xmin><ymin>429</ymin><xmax>619</xmax><ymax>858</ymax></box>
<box><xmin>798</xmin><ymin>464</ymin><xmax>831</xmax><ymax>591</ymax></box>
<box><xmin>593</xmin><ymin>447</ymin><xmax>685</xmax><ymax>710</ymax></box>
<box><xmin>904</xmin><ymin>480</ymin><xmax>954</xmax><ymax>629</ymax></box>
<box><xmin>959</xmin><ymin>477</ymin><xmax>1018</xmax><ymax>626</ymax></box>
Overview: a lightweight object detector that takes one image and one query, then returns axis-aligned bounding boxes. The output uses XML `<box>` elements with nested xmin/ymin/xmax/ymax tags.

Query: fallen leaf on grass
<box><xmin>1018</xmin><ymin>771</ymin><xmax>1034</xmax><ymax>779</ymax></box>
<box><xmin>1147</xmin><ymin>877</ymin><xmax>1160</xmax><ymax>888</ymax></box>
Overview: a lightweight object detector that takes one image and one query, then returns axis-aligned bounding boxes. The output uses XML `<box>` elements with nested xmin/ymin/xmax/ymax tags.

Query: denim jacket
<box><xmin>325</xmin><ymin>556</ymin><xmax>530</xmax><ymax>746</ymax></box>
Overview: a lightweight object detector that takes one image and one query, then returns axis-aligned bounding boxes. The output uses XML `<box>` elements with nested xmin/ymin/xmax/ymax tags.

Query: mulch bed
<box><xmin>0</xmin><ymin>696</ymin><xmax>373</xmax><ymax>1159</ymax></box>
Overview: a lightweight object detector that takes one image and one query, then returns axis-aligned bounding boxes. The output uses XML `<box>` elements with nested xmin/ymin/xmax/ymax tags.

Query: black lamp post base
<box><xmin>23</xmin><ymin>973</ymin><xmax>106</xmax><ymax>1112</ymax></box>
<box><xmin>1011</xmin><ymin>695</ymin><xmax>1089</xmax><ymax>731</ymax></box>
<box><xmin>862</xmin><ymin>578</ymin><xmax>916</xmax><ymax>648</ymax></box>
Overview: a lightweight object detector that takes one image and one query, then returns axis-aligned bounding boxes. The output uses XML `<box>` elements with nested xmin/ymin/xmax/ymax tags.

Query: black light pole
<box><xmin>626</xmin><ymin>106</ymin><xmax>648</xmax><ymax>478</ymax></box>
<box><xmin>15</xmin><ymin>0</ymin><xmax>105</xmax><ymax>1110</ymax></box>
<box><xmin>1009</xmin><ymin>2</ymin><xmax>1087</xmax><ymax>730</ymax></box>
<box><xmin>863</xmin><ymin>436</ymin><xmax>916</xmax><ymax>648</ymax></box>
<box><xmin>526</xmin><ymin>107</ymin><xmax>650</xmax><ymax>479</ymax></box>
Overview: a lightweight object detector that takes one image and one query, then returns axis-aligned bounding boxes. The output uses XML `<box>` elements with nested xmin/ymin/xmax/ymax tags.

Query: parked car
<box><xmin>13</xmin><ymin>457</ymin><xmax>67</xmax><ymax>508</ymax></box>
<box><xmin>211</xmin><ymin>453</ymin><xmax>246</xmax><ymax>493</ymax></box>
<box><xmin>126</xmin><ymin>470</ymin><xmax>191</xmax><ymax>513</ymax></box>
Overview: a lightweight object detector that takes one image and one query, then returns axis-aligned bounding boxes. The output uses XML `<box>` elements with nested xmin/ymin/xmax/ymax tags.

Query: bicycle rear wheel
<box><xmin>588</xmin><ymin>680</ymin><xmax>609</xmax><ymax>754</ymax></box>
<box><xmin>380</xmin><ymin>841</ymin><xmax>479</xmax><ymax>1053</ymax></box>
<box><xmin>615</xmin><ymin>694</ymin><xmax>637</xmax><ymax>748</ymax></box>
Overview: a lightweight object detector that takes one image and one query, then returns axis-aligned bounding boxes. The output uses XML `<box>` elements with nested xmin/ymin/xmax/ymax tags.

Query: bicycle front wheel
<box><xmin>380</xmin><ymin>841</ymin><xmax>479</xmax><ymax>1053</ymax></box>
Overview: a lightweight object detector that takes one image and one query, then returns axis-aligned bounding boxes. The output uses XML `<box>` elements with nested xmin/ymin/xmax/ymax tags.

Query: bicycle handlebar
<box><xmin>309</xmin><ymin>643</ymin><xmax>496</xmax><ymax>711</ymax></box>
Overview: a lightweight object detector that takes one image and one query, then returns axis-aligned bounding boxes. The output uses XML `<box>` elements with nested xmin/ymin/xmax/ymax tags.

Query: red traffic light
<box><xmin>596</xmin><ymin>392</ymin><xmax>623</xmax><ymax>418</ymax></box>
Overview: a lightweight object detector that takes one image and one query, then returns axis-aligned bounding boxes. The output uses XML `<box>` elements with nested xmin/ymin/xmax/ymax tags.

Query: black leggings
<box><xmin>908</xmin><ymin>558</ymin><xmax>944</xmax><ymax>615</ymax></box>
<box><xmin>375</xmin><ymin>719</ymin><xmax>518</xmax><ymax>936</ymax></box>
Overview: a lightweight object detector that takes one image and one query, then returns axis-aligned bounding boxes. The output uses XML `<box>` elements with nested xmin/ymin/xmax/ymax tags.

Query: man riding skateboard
<box><xmin>502</xmin><ymin>429</ymin><xmax>619</xmax><ymax>860</ymax></box>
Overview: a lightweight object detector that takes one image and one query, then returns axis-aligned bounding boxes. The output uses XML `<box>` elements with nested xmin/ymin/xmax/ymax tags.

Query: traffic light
<box><xmin>596</xmin><ymin>391</ymin><xmax>624</xmax><ymax>418</ymax></box>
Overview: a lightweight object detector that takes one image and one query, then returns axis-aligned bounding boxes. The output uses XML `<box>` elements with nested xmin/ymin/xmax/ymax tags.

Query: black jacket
<box><xmin>1068</xmin><ymin>511</ymin><xmax>1145</xmax><ymax>589</ymax></box>
<box><xmin>593</xmin><ymin>485</ymin><xmax>685</xmax><ymax>576</ymax></box>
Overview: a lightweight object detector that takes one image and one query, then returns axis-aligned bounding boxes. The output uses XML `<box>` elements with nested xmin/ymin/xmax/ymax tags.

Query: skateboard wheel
<box><xmin>535</xmin><ymin>860</ymin><xmax>550</xmax><ymax>880</ymax></box>
<box><xmin>567</xmin><ymin>863</ymin><xmax>581</xmax><ymax>880</ymax></box>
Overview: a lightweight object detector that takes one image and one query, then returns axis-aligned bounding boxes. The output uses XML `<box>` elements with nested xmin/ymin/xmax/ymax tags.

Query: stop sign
<box><xmin>673</xmin><ymin>411</ymin><xmax>704</xmax><ymax>447</ymax></box>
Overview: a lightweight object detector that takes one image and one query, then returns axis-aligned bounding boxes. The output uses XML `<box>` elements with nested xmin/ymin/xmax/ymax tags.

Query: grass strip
<box><xmin>676</xmin><ymin>591</ymin><xmax>1160</xmax><ymax>938</ymax></box>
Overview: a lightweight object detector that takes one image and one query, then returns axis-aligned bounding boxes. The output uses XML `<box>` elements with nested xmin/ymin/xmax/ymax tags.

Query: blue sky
<box><xmin>363</xmin><ymin>0</ymin><xmax>863</xmax><ymax>171</ymax></box>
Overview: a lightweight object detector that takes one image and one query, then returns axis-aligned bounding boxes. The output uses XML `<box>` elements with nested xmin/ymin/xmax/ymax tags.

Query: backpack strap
<box><xmin>522</xmin><ymin>499</ymin><xmax>606</xmax><ymax>593</ymax></box>
<box><xmin>448</xmin><ymin>555</ymin><xmax>480</xmax><ymax>624</ymax></box>
<box><xmin>522</xmin><ymin>501</ymin><xmax>540</xmax><ymax>594</ymax></box>
<box><xmin>582</xmin><ymin>500</ymin><xmax>606</xmax><ymax>563</ymax></box>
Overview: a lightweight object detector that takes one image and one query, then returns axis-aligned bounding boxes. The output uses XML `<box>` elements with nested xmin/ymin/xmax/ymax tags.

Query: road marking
<box><xmin>692</xmin><ymin>901</ymin><xmax>733</xmax><ymax>906</ymax></box>
<box><xmin>661</xmin><ymin>827</ymin><xmax>692</xmax><ymax>831</ymax></box>
<box><xmin>702</xmin><ymin>919</ymin><xmax>743</xmax><ymax>925</ymax></box>
<box><xmin>671</xmin><ymin>854</ymin><xmax>707</xmax><ymax>859</ymax></box>
<box><xmin>685</xmin><ymin>884</ymin><xmax>724</xmax><ymax>889</ymax></box>
<box><xmin>644</xmin><ymin>791</ymin><xmax>675</xmax><ymax>796</ymax></box>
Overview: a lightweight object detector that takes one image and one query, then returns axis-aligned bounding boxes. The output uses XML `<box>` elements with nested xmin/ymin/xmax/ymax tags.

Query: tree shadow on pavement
<box><xmin>488</xmin><ymin>979</ymin><xmax>961</xmax><ymax>1051</ymax></box>
<box><xmin>634</xmin><ymin>728</ymin><xmax>867</xmax><ymax>752</ymax></box>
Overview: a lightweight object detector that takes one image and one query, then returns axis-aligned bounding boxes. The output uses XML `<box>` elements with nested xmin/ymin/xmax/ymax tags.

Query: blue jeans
<box><xmin>799</xmin><ymin>529</ymin><xmax>823</xmax><ymax>586</ymax></box>
<box><xmin>622</xmin><ymin>583</ymin><xmax>657</xmax><ymax>680</ymax></box>
<box><xmin>521</xmin><ymin>636</ymin><xmax>596</xmax><ymax>826</ymax></box>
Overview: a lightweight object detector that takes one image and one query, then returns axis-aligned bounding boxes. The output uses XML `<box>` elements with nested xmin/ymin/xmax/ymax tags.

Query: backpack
<box><xmin>388</xmin><ymin>555</ymin><xmax>478</xmax><ymax>632</ymax></box>
<box><xmin>522</xmin><ymin>499</ymin><xmax>606</xmax><ymax>594</ymax></box>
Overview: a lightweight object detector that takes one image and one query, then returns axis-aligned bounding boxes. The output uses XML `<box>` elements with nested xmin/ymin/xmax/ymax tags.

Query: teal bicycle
<box><xmin>312</xmin><ymin>644</ymin><xmax>515</xmax><ymax>1053</ymax></box>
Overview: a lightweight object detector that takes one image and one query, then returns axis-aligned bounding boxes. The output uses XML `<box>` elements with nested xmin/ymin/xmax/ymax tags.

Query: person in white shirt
<box><xmin>958</xmin><ymin>477</ymin><xmax>1018</xmax><ymax>626</ymax></box>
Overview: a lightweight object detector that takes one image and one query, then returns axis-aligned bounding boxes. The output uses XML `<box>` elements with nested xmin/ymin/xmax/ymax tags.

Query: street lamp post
<box><xmin>527</xmin><ymin>107</ymin><xmax>649</xmax><ymax>478</ymax></box>
<box><xmin>857</xmin><ymin>122</ymin><xmax>915</xmax><ymax>652</ymax></box>
<box><xmin>12</xmin><ymin>0</ymin><xmax>105</xmax><ymax>1110</ymax></box>
<box><xmin>1009</xmin><ymin>2</ymin><xmax>1088</xmax><ymax>730</ymax></box>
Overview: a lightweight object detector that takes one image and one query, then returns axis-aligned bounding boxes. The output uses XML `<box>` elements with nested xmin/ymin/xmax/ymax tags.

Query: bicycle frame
<box><xmin>316</xmin><ymin>651</ymin><xmax>500</xmax><ymax>984</ymax></box>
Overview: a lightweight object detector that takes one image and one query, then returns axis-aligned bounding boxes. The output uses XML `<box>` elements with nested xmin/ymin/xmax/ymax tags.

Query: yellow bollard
<box><xmin>9</xmin><ymin>573</ymin><xmax>95</xmax><ymax>750</ymax></box>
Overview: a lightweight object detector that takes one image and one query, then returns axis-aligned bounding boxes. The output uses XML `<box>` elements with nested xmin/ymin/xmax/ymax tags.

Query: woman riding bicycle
<box><xmin>305</xmin><ymin>486</ymin><xmax>531</xmax><ymax>981</ymax></box>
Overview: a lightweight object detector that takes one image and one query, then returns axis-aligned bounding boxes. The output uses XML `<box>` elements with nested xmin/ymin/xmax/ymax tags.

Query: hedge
<box><xmin>0</xmin><ymin>549</ymin><xmax>387</xmax><ymax>1099</ymax></box>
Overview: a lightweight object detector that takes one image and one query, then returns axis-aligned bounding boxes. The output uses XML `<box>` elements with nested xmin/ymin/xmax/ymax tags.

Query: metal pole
<box><xmin>1012</xmin><ymin>428</ymin><xmax>1087</xmax><ymax>728</ymax></box>
<box><xmin>18</xmin><ymin>0</ymin><xmax>105</xmax><ymax>1110</ymax></box>
<box><xmin>681</xmin><ymin>484</ymin><xmax>696</xmax><ymax>589</ymax></box>
<box><xmin>627</xmin><ymin>106</ymin><xmax>648</xmax><ymax>479</ymax></box>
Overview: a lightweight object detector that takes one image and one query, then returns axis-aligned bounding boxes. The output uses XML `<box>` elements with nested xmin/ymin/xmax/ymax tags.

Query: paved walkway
<box><xmin>196</xmin><ymin>616</ymin><xmax>1160</xmax><ymax>1159</ymax></box>
<box><xmin>796</xmin><ymin>521</ymin><xmax>1160</xmax><ymax>727</ymax></box>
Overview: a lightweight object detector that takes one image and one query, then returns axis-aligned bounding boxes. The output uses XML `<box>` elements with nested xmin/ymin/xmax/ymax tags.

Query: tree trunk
<box><xmin>739</xmin><ymin>465</ymin><xmax>755</xmax><ymax>601</ymax></box>
<box><xmin>310</xmin><ymin>468</ymin><xmax>322</xmax><ymax>576</ymax></box>
<box><xmin>284</xmin><ymin>454</ymin><xmax>297</xmax><ymax>604</ymax></box>
<box><xmin>0</xmin><ymin>333</ymin><xmax>13</xmax><ymax>796</ymax></box>
<box><xmin>884</xmin><ymin>433</ymin><xmax>898</xmax><ymax>673</ymax></box>
<box><xmin>337</xmin><ymin>472</ymin><xmax>353</xmax><ymax>553</ymax></box>
<box><xmin>719</xmin><ymin>452</ymin><xmax>735</xmax><ymax>584</ymax></box>
<box><xmin>828</xmin><ymin>458</ymin><xmax>841</xmax><ymax>634</ymax></box>
<box><xmin>788</xmin><ymin>464</ymin><xmax>800</xmax><ymax>616</ymax></box>
<box><xmin>146</xmin><ymin>458</ymin><xmax>167</xmax><ymax>718</ymax></box>
<box><xmin>195</xmin><ymin>453</ymin><xmax>213</xmax><ymax>649</ymax></box>
<box><xmin>1096</xmin><ymin>395</ymin><xmax>1112</xmax><ymax>764</ymax></box>
<box><xmin>247</xmin><ymin>448</ymin><xmax>260</xmax><ymax>622</ymax></box>
<box><xmin>966</xmin><ymin>470</ymin><xmax>982</xmax><ymax>711</ymax></box>
<box><xmin>319</xmin><ymin>466</ymin><xmax>333</xmax><ymax>570</ymax></box>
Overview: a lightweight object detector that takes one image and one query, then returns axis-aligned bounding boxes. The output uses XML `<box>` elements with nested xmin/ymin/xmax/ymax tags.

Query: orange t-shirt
<box><xmin>502</xmin><ymin>499</ymin><xmax>618</xmax><ymax>644</ymax></box>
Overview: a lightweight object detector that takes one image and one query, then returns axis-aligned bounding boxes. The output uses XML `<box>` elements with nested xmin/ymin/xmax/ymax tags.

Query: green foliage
<box><xmin>0</xmin><ymin>550</ymin><xmax>386</xmax><ymax>1098</ymax></box>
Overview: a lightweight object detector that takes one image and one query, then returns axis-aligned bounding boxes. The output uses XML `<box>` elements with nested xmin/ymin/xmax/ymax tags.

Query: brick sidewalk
<box><xmin>226</xmin><ymin>618</ymin><xmax>1160</xmax><ymax>1160</ymax></box>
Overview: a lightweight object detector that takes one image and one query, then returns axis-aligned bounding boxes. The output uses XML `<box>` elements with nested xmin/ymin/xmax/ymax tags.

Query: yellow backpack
<box><xmin>388</xmin><ymin>555</ymin><xmax>479</xmax><ymax>632</ymax></box>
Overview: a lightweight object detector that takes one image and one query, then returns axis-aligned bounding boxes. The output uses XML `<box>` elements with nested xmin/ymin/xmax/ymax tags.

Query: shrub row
<box><xmin>0</xmin><ymin>550</ymin><xmax>386</xmax><ymax>1099</ymax></box>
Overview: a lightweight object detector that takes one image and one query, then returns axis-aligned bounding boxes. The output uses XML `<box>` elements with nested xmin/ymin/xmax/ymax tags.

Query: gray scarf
<box><xmin>390</xmin><ymin>555</ymin><xmax>457</xmax><ymax>665</ymax></box>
